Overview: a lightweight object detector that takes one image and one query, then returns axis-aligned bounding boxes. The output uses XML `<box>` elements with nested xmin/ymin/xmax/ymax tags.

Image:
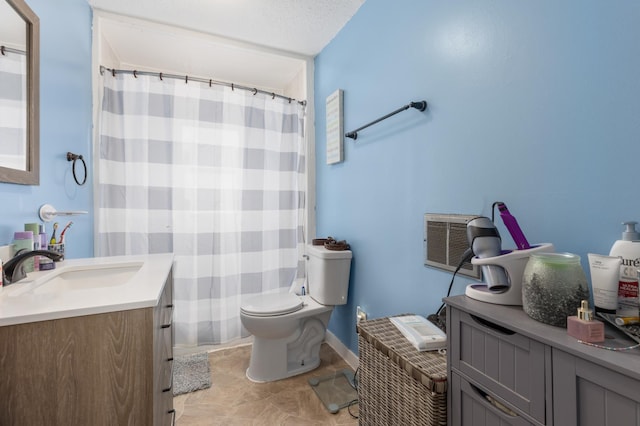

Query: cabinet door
<box><xmin>553</xmin><ymin>349</ymin><xmax>640</xmax><ymax>426</ymax></box>
<box><xmin>0</xmin><ymin>320</ymin><xmax>55</xmax><ymax>425</ymax></box>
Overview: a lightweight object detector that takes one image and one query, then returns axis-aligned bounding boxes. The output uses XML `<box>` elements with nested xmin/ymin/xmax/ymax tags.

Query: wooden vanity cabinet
<box><xmin>446</xmin><ymin>295</ymin><xmax>640</xmax><ymax>426</ymax></box>
<box><xmin>0</xmin><ymin>270</ymin><xmax>174</xmax><ymax>426</ymax></box>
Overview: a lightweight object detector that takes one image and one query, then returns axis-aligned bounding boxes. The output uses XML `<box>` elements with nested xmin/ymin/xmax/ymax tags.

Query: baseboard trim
<box><xmin>325</xmin><ymin>330</ymin><xmax>359</xmax><ymax>370</ymax></box>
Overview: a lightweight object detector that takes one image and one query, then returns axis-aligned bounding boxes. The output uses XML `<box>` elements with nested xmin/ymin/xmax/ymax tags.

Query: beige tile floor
<box><xmin>174</xmin><ymin>343</ymin><xmax>359</xmax><ymax>425</ymax></box>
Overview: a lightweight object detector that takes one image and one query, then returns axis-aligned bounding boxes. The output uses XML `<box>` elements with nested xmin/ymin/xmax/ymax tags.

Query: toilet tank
<box><xmin>306</xmin><ymin>244</ymin><xmax>352</xmax><ymax>306</ymax></box>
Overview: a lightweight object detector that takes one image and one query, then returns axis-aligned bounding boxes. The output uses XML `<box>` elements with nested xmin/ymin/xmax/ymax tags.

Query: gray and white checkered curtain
<box><xmin>0</xmin><ymin>51</ymin><xmax>27</xmax><ymax>170</ymax></box>
<box><xmin>97</xmin><ymin>73</ymin><xmax>306</xmax><ymax>346</ymax></box>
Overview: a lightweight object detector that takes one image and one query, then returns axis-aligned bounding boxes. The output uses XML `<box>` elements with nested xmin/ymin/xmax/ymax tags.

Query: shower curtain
<box><xmin>0</xmin><ymin>51</ymin><xmax>27</xmax><ymax>170</ymax></box>
<box><xmin>97</xmin><ymin>72</ymin><xmax>306</xmax><ymax>346</ymax></box>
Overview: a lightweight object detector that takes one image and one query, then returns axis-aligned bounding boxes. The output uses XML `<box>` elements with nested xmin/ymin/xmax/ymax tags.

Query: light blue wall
<box><xmin>315</xmin><ymin>0</ymin><xmax>640</xmax><ymax>353</ymax></box>
<box><xmin>1</xmin><ymin>0</ymin><xmax>93</xmax><ymax>259</ymax></box>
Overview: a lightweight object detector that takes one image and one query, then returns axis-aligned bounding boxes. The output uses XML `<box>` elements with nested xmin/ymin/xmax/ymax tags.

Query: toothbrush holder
<box><xmin>47</xmin><ymin>243</ymin><xmax>65</xmax><ymax>261</ymax></box>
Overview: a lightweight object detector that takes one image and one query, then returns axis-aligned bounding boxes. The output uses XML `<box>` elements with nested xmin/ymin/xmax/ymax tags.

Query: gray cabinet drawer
<box><xmin>451</xmin><ymin>372</ymin><xmax>543</xmax><ymax>426</ymax></box>
<box><xmin>450</xmin><ymin>307</ymin><xmax>549</xmax><ymax>424</ymax></box>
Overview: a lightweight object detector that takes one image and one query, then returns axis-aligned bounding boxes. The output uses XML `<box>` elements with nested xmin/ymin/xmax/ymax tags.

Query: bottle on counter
<box><xmin>24</xmin><ymin>223</ymin><xmax>40</xmax><ymax>271</ymax></box>
<box><xmin>12</xmin><ymin>231</ymin><xmax>35</xmax><ymax>273</ymax></box>
<box><xmin>567</xmin><ymin>300</ymin><xmax>605</xmax><ymax>343</ymax></box>
<box><xmin>609</xmin><ymin>221</ymin><xmax>640</xmax><ymax>317</ymax></box>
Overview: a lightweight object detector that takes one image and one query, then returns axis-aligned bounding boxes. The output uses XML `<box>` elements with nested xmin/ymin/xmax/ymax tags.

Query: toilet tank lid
<box><xmin>307</xmin><ymin>244</ymin><xmax>352</xmax><ymax>259</ymax></box>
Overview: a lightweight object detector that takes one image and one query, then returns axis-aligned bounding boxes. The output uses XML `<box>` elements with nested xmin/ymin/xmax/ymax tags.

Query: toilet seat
<box><xmin>241</xmin><ymin>293</ymin><xmax>304</xmax><ymax>317</ymax></box>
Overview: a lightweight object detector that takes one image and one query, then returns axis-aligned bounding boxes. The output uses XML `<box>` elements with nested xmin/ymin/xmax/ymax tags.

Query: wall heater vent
<box><xmin>424</xmin><ymin>213</ymin><xmax>481</xmax><ymax>279</ymax></box>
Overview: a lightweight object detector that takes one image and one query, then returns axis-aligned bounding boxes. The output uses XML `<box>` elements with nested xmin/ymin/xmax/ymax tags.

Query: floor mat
<box><xmin>309</xmin><ymin>368</ymin><xmax>358</xmax><ymax>414</ymax></box>
<box><xmin>173</xmin><ymin>352</ymin><xmax>212</xmax><ymax>396</ymax></box>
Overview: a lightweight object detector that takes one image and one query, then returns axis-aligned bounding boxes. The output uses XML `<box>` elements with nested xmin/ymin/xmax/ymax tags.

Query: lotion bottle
<box><xmin>609</xmin><ymin>222</ymin><xmax>640</xmax><ymax>317</ymax></box>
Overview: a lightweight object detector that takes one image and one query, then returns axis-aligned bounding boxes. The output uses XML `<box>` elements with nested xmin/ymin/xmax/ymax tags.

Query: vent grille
<box><xmin>424</xmin><ymin>213</ymin><xmax>480</xmax><ymax>279</ymax></box>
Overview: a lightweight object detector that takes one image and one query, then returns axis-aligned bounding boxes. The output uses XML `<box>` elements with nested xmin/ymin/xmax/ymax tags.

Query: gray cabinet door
<box><xmin>553</xmin><ymin>349</ymin><xmax>640</xmax><ymax>426</ymax></box>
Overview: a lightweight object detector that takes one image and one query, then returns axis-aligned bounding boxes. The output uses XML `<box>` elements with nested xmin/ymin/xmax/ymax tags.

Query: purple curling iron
<box><xmin>496</xmin><ymin>202</ymin><xmax>531</xmax><ymax>250</ymax></box>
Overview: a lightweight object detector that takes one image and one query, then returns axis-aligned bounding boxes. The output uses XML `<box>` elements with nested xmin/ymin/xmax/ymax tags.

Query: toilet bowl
<box><xmin>240</xmin><ymin>245</ymin><xmax>352</xmax><ymax>382</ymax></box>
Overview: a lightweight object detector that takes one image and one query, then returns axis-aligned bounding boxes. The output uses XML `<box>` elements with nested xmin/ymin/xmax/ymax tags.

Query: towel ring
<box><xmin>66</xmin><ymin>152</ymin><xmax>87</xmax><ymax>186</ymax></box>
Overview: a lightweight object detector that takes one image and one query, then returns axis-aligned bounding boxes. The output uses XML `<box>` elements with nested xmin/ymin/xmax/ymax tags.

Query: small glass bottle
<box><xmin>567</xmin><ymin>300</ymin><xmax>605</xmax><ymax>342</ymax></box>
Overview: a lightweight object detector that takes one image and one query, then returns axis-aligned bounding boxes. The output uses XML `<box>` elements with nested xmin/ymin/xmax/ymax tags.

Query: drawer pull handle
<box><xmin>469</xmin><ymin>382</ymin><xmax>519</xmax><ymax>418</ymax></box>
<box><xmin>470</xmin><ymin>314</ymin><xmax>515</xmax><ymax>335</ymax></box>
<box><xmin>161</xmin><ymin>304</ymin><xmax>174</xmax><ymax>328</ymax></box>
<box><xmin>168</xmin><ymin>408</ymin><xmax>176</xmax><ymax>426</ymax></box>
<box><xmin>163</xmin><ymin>357</ymin><xmax>174</xmax><ymax>392</ymax></box>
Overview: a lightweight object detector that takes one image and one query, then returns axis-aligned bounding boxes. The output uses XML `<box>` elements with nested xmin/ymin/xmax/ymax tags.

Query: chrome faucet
<box><xmin>3</xmin><ymin>250</ymin><xmax>64</xmax><ymax>285</ymax></box>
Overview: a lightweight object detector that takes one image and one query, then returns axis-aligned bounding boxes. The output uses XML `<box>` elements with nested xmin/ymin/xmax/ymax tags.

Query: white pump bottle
<box><xmin>609</xmin><ymin>221</ymin><xmax>640</xmax><ymax>317</ymax></box>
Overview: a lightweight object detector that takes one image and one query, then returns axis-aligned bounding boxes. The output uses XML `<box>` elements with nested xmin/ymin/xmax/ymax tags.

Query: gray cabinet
<box><xmin>446</xmin><ymin>295</ymin><xmax>640</xmax><ymax>426</ymax></box>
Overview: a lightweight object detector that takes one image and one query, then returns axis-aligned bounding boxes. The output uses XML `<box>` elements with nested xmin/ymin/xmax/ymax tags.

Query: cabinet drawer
<box><xmin>450</xmin><ymin>372</ymin><xmax>543</xmax><ymax>426</ymax></box>
<box><xmin>449</xmin><ymin>307</ymin><xmax>549</xmax><ymax>424</ymax></box>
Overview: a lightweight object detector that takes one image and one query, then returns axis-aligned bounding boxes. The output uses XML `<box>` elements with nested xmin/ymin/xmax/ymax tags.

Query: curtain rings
<box><xmin>66</xmin><ymin>152</ymin><xmax>87</xmax><ymax>186</ymax></box>
<box><xmin>253</xmin><ymin>88</ymin><xmax>258</xmax><ymax>95</ymax></box>
<box><xmin>1</xmin><ymin>46</ymin><xmax>5</xmax><ymax>56</ymax></box>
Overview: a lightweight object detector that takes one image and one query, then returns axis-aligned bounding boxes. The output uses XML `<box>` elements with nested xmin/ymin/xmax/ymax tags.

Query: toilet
<box><xmin>240</xmin><ymin>244</ymin><xmax>352</xmax><ymax>382</ymax></box>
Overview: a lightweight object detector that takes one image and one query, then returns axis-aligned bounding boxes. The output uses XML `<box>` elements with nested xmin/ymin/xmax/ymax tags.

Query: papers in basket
<box><xmin>390</xmin><ymin>315</ymin><xmax>447</xmax><ymax>352</ymax></box>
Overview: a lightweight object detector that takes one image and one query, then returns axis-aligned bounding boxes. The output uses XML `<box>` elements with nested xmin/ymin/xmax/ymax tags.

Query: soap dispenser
<box><xmin>609</xmin><ymin>221</ymin><xmax>640</xmax><ymax>317</ymax></box>
<box><xmin>611</xmin><ymin>221</ymin><xmax>640</xmax><ymax>250</ymax></box>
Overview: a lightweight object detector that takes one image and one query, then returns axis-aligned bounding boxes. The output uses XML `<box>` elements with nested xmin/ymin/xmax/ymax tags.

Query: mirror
<box><xmin>0</xmin><ymin>0</ymin><xmax>39</xmax><ymax>185</ymax></box>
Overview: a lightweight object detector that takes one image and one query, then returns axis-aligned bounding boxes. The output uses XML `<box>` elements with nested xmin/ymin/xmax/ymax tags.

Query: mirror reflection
<box><xmin>0</xmin><ymin>0</ymin><xmax>39</xmax><ymax>185</ymax></box>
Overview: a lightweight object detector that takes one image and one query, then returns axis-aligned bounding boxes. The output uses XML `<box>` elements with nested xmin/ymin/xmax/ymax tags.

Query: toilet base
<box><xmin>246</xmin><ymin>356</ymin><xmax>322</xmax><ymax>383</ymax></box>
<box><xmin>246</xmin><ymin>313</ymin><xmax>331</xmax><ymax>382</ymax></box>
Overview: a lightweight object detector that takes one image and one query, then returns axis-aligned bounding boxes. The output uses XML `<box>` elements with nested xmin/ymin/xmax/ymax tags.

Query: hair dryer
<box><xmin>466</xmin><ymin>216</ymin><xmax>510</xmax><ymax>291</ymax></box>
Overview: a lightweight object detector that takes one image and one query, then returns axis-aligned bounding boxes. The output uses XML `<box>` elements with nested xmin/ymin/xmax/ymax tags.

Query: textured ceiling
<box><xmin>88</xmin><ymin>0</ymin><xmax>365</xmax><ymax>57</ymax></box>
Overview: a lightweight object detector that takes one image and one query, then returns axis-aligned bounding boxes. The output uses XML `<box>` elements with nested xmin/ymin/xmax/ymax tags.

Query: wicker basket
<box><xmin>357</xmin><ymin>315</ymin><xmax>447</xmax><ymax>426</ymax></box>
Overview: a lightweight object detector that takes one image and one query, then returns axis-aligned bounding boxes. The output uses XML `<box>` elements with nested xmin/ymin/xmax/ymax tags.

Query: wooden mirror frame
<box><xmin>0</xmin><ymin>0</ymin><xmax>39</xmax><ymax>185</ymax></box>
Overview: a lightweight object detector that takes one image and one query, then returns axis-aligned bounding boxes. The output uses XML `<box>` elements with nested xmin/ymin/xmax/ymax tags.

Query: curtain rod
<box><xmin>99</xmin><ymin>65</ymin><xmax>306</xmax><ymax>107</ymax></box>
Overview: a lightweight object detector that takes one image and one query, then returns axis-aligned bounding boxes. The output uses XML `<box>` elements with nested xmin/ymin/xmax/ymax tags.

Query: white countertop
<box><xmin>0</xmin><ymin>253</ymin><xmax>174</xmax><ymax>327</ymax></box>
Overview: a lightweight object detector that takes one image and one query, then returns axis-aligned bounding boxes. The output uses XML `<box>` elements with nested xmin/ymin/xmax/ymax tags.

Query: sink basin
<box><xmin>32</xmin><ymin>262</ymin><xmax>143</xmax><ymax>294</ymax></box>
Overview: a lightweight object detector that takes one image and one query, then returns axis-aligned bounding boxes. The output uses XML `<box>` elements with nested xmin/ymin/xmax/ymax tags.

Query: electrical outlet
<box><xmin>356</xmin><ymin>306</ymin><xmax>367</xmax><ymax>323</ymax></box>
